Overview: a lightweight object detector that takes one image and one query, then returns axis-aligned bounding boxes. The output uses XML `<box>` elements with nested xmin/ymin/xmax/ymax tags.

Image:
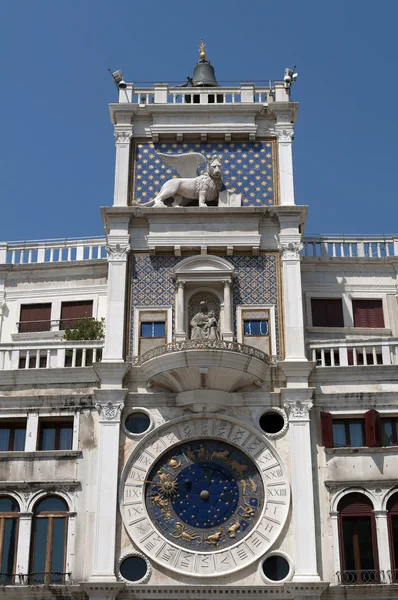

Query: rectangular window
<box><xmin>311</xmin><ymin>298</ymin><xmax>344</xmax><ymax>327</ymax></box>
<box><xmin>243</xmin><ymin>320</ymin><xmax>268</xmax><ymax>336</ymax></box>
<box><xmin>0</xmin><ymin>421</ymin><xmax>26</xmax><ymax>451</ymax></box>
<box><xmin>59</xmin><ymin>300</ymin><xmax>93</xmax><ymax>330</ymax></box>
<box><xmin>38</xmin><ymin>419</ymin><xmax>73</xmax><ymax>451</ymax></box>
<box><xmin>381</xmin><ymin>418</ymin><xmax>398</xmax><ymax>446</ymax></box>
<box><xmin>353</xmin><ymin>300</ymin><xmax>384</xmax><ymax>328</ymax></box>
<box><xmin>19</xmin><ymin>304</ymin><xmax>51</xmax><ymax>333</ymax></box>
<box><xmin>140</xmin><ymin>322</ymin><xmax>166</xmax><ymax>338</ymax></box>
<box><xmin>332</xmin><ymin>420</ymin><xmax>365</xmax><ymax>447</ymax></box>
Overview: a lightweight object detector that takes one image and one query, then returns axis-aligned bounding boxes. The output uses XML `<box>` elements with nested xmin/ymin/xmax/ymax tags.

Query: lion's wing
<box><xmin>157</xmin><ymin>152</ymin><xmax>206</xmax><ymax>178</ymax></box>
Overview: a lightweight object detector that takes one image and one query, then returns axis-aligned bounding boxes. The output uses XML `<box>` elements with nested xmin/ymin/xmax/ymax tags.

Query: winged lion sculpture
<box><xmin>133</xmin><ymin>152</ymin><xmax>223</xmax><ymax>208</ymax></box>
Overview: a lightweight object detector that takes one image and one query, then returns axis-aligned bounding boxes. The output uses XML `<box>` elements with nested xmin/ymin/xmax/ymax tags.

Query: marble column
<box><xmin>330</xmin><ymin>511</ymin><xmax>341</xmax><ymax>583</ymax></box>
<box><xmin>278</xmin><ymin>238</ymin><xmax>306</xmax><ymax>360</ymax></box>
<box><xmin>103</xmin><ymin>241</ymin><xmax>130</xmax><ymax>362</ymax></box>
<box><xmin>113</xmin><ymin>122</ymin><xmax>133</xmax><ymax>207</ymax></box>
<box><xmin>374</xmin><ymin>509</ymin><xmax>391</xmax><ymax>576</ymax></box>
<box><xmin>283</xmin><ymin>390</ymin><xmax>320</xmax><ymax>582</ymax></box>
<box><xmin>275</xmin><ymin>123</ymin><xmax>295</xmax><ymax>206</ymax></box>
<box><xmin>89</xmin><ymin>392</ymin><xmax>126</xmax><ymax>582</ymax></box>
<box><xmin>223</xmin><ymin>279</ymin><xmax>233</xmax><ymax>341</ymax></box>
<box><xmin>175</xmin><ymin>280</ymin><xmax>185</xmax><ymax>340</ymax></box>
<box><xmin>15</xmin><ymin>512</ymin><xmax>32</xmax><ymax>581</ymax></box>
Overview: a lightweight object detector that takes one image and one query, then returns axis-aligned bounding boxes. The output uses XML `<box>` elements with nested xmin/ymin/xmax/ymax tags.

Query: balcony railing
<box><xmin>17</xmin><ymin>316</ymin><xmax>94</xmax><ymax>334</ymax></box>
<box><xmin>336</xmin><ymin>569</ymin><xmax>385</xmax><ymax>584</ymax></box>
<box><xmin>309</xmin><ymin>339</ymin><xmax>398</xmax><ymax>367</ymax></box>
<box><xmin>0</xmin><ymin>572</ymin><xmax>72</xmax><ymax>585</ymax></box>
<box><xmin>132</xmin><ymin>338</ymin><xmax>274</xmax><ymax>365</ymax></box>
<box><xmin>303</xmin><ymin>235</ymin><xmax>398</xmax><ymax>259</ymax></box>
<box><xmin>387</xmin><ymin>569</ymin><xmax>398</xmax><ymax>583</ymax></box>
<box><xmin>0</xmin><ymin>340</ymin><xmax>104</xmax><ymax>370</ymax></box>
<box><xmin>0</xmin><ymin>237</ymin><xmax>106</xmax><ymax>266</ymax></box>
<box><xmin>117</xmin><ymin>82</ymin><xmax>279</xmax><ymax>106</ymax></box>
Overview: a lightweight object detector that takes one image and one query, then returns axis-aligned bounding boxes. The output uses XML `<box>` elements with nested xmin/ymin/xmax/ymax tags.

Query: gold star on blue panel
<box><xmin>133</xmin><ymin>142</ymin><xmax>275</xmax><ymax>206</ymax></box>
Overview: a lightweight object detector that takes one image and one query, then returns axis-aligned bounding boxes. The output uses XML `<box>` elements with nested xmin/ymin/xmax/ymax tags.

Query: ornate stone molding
<box><xmin>274</xmin><ymin>124</ymin><xmax>294</xmax><ymax>143</ymax></box>
<box><xmin>114</xmin><ymin>128</ymin><xmax>133</xmax><ymax>145</ymax></box>
<box><xmin>105</xmin><ymin>243</ymin><xmax>130</xmax><ymax>262</ymax></box>
<box><xmin>284</xmin><ymin>400</ymin><xmax>313</xmax><ymax>421</ymax></box>
<box><xmin>278</xmin><ymin>241</ymin><xmax>304</xmax><ymax>261</ymax></box>
<box><xmin>96</xmin><ymin>401</ymin><xmax>122</xmax><ymax>421</ymax></box>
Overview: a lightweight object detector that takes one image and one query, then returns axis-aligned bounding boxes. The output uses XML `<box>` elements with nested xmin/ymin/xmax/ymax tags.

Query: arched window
<box><xmin>338</xmin><ymin>493</ymin><xmax>379</xmax><ymax>584</ymax></box>
<box><xmin>387</xmin><ymin>492</ymin><xmax>398</xmax><ymax>581</ymax></box>
<box><xmin>0</xmin><ymin>497</ymin><xmax>19</xmax><ymax>585</ymax></box>
<box><xmin>30</xmin><ymin>496</ymin><xmax>68</xmax><ymax>584</ymax></box>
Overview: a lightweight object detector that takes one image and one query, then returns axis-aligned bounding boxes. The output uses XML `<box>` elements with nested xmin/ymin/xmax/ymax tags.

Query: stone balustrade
<box><xmin>308</xmin><ymin>339</ymin><xmax>398</xmax><ymax>367</ymax></box>
<box><xmin>118</xmin><ymin>82</ymin><xmax>278</xmax><ymax>105</ymax></box>
<box><xmin>0</xmin><ymin>340</ymin><xmax>104</xmax><ymax>370</ymax></box>
<box><xmin>0</xmin><ymin>237</ymin><xmax>106</xmax><ymax>265</ymax></box>
<box><xmin>303</xmin><ymin>235</ymin><xmax>398</xmax><ymax>259</ymax></box>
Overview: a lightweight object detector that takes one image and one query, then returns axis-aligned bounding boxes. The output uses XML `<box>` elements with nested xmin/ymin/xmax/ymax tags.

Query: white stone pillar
<box><xmin>103</xmin><ymin>240</ymin><xmax>130</xmax><ymax>362</ymax></box>
<box><xmin>16</xmin><ymin>512</ymin><xmax>32</xmax><ymax>581</ymax></box>
<box><xmin>223</xmin><ymin>280</ymin><xmax>233</xmax><ymax>341</ymax></box>
<box><xmin>89</xmin><ymin>392</ymin><xmax>126</xmax><ymax>583</ymax></box>
<box><xmin>374</xmin><ymin>510</ymin><xmax>391</xmax><ymax>576</ymax></box>
<box><xmin>283</xmin><ymin>391</ymin><xmax>320</xmax><ymax>582</ymax></box>
<box><xmin>25</xmin><ymin>412</ymin><xmax>39</xmax><ymax>451</ymax></box>
<box><xmin>330</xmin><ymin>511</ymin><xmax>341</xmax><ymax>583</ymax></box>
<box><xmin>175</xmin><ymin>280</ymin><xmax>185</xmax><ymax>341</ymax></box>
<box><xmin>278</xmin><ymin>239</ymin><xmax>306</xmax><ymax>360</ymax></box>
<box><xmin>275</xmin><ymin>123</ymin><xmax>295</xmax><ymax>206</ymax></box>
<box><xmin>113</xmin><ymin>121</ymin><xmax>133</xmax><ymax>207</ymax></box>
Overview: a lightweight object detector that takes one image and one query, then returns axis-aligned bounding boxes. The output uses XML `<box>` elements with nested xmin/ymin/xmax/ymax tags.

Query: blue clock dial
<box><xmin>145</xmin><ymin>440</ymin><xmax>264</xmax><ymax>550</ymax></box>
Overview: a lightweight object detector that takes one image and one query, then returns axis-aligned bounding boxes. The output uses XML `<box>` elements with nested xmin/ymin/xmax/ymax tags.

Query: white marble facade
<box><xmin>0</xmin><ymin>71</ymin><xmax>396</xmax><ymax>600</ymax></box>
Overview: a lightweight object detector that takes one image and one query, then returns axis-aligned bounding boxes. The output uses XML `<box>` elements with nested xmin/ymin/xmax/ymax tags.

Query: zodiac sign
<box><xmin>170</xmin><ymin>522</ymin><xmax>201</xmax><ymax>543</ymax></box>
<box><xmin>229</xmin><ymin>459</ymin><xmax>248</xmax><ymax>475</ymax></box>
<box><xmin>157</xmin><ymin>471</ymin><xmax>178</xmax><ymax>497</ymax></box>
<box><xmin>210</xmin><ymin>450</ymin><xmax>229</xmax><ymax>461</ymax></box>
<box><xmin>239</xmin><ymin>499</ymin><xmax>255</xmax><ymax>519</ymax></box>
<box><xmin>205</xmin><ymin>531</ymin><xmax>223</xmax><ymax>546</ymax></box>
<box><xmin>186</xmin><ymin>447</ymin><xmax>196</xmax><ymax>462</ymax></box>
<box><xmin>168</xmin><ymin>457</ymin><xmax>182</xmax><ymax>469</ymax></box>
<box><xmin>227</xmin><ymin>519</ymin><xmax>241</xmax><ymax>538</ymax></box>
<box><xmin>241</xmin><ymin>477</ymin><xmax>258</xmax><ymax>495</ymax></box>
<box><xmin>197</xmin><ymin>444</ymin><xmax>205</xmax><ymax>460</ymax></box>
<box><xmin>151</xmin><ymin>494</ymin><xmax>171</xmax><ymax>519</ymax></box>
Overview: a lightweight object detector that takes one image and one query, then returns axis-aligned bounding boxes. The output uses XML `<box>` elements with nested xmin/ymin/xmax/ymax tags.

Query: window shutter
<box><xmin>19</xmin><ymin>303</ymin><xmax>51</xmax><ymax>332</ymax></box>
<box><xmin>365</xmin><ymin>409</ymin><xmax>381</xmax><ymax>447</ymax></box>
<box><xmin>60</xmin><ymin>301</ymin><xmax>93</xmax><ymax>330</ymax></box>
<box><xmin>311</xmin><ymin>299</ymin><xmax>343</xmax><ymax>327</ymax></box>
<box><xmin>353</xmin><ymin>300</ymin><xmax>384</xmax><ymax>328</ymax></box>
<box><xmin>321</xmin><ymin>412</ymin><xmax>334</xmax><ymax>447</ymax></box>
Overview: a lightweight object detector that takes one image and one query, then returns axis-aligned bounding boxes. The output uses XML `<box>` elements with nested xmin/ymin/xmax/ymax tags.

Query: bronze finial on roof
<box><xmin>199</xmin><ymin>38</ymin><xmax>207</xmax><ymax>61</ymax></box>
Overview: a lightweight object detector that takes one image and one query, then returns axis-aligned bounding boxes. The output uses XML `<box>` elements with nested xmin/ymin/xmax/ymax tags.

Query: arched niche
<box><xmin>173</xmin><ymin>255</ymin><xmax>235</xmax><ymax>341</ymax></box>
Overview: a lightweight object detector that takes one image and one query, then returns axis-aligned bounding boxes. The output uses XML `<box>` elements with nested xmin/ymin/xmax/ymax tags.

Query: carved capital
<box><xmin>105</xmin><ymin>243</ymin><xmax>130</xmax><ymax>262</ymax></box>
<box><xmin>114</xmin><ymin>127</ymin><xmax>133</xmax><ymax>145</ymax></box>
<box><xmin>277</xmin><ymin>241</ymin><xmax>303</xmax><ymax>261</ymax></box>
<box><xmin>284</xmin><ymin>400</ymin><xmax>313</xmax><ymax>421</ymax></box>
<box><xmin>275</xmin><ymin>124</ymin><xmax>294</xmax><ymax>143</ymax></box>
<box><xmin>176</xmin><ymin>280</ymin><xmax>185</xmax><ymax>290</ymax></box>
<box><xmin>96</xmin><ymin>401</ymin><xmax>122</xmax><ymax>422</ymax></box>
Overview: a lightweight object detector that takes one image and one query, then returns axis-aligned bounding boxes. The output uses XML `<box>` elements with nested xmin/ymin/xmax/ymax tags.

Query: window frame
<box><xmin>18</xmin><ymin>303</ymin><xmax>52</xmax><ymax>333</ymax></box>
<box><xmin>132</xmin><ymin>306</ymin><xmax>172</xmax><ymax>357</ymax></box>
<box><xmin>59</xmin><ymin>300</ymin><xmax>94</xmax><ymax>331</ymax></box>
<box><xmin>310</xmin><ymin>298</ymin><xmax>344</xmax><ymax>328</ymax></box>
<box><xmin>0</xmin><ymin>497</ymin><xmax>19</xmax><ymax>582</ymax></box>
<box><xmin>30</xmin><ymin>497</ymin><xmax>68</xmax><ymax>584</ymax></box>
<box><xmin>337</xmin><ymin>493</ymin><xmax>379</xmax><ymax>579</ymax></box>
<box><xmin>381</xmin><ymin>418</ymin><xmax>398</xmax><ymax>446</ymax></box>
<box><xmin>236</xmin><ymin>305</ymin><xmax>276</xmax><ymax>355</ymax></box>
<box><xmin>352</xmin><ymin>298</ymin><xmax>385</xmax><ymax>329</ymax></box>
<box><xmin>0</xmin><ymin>420</ymin><xmax>27</xmax><ymax>452</ymax></box>
<box><xmin>332</xmin><ymin>419</ymin><xmax>365</xmax><ymax>448</ymax></box>
<box><xmin>37</xmin><ymin>419</ymin><xmax>74</xmax><ymax>451</ymax></box>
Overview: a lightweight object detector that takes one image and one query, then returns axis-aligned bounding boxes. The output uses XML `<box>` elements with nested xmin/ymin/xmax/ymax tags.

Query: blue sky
<box><xmin>0</xmin><ymin>0</ymin><xmax>397</xmax><ymax>241</ymax></box>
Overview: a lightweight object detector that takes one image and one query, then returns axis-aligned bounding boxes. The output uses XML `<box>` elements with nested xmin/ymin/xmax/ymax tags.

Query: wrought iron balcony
<box><xmin>0</xmin><ymin>572</ymin><xmax>72</xmax><ymax>585</ymax></box>
<box><xmin>336</xmin><ymin>569</ymin><xmax>385</xmax><ymax>585</ymax></box>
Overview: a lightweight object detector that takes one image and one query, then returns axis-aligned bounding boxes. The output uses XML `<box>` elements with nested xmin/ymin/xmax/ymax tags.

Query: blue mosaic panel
<box><xmin>133</xmin><ymin>141</ymin><xmax>276</xmax><ymax>207</ymax></box>
<box><xmin>129</xmin><ymin>254</ymin><xmax>280</xmax><ymax>357</ymax></box>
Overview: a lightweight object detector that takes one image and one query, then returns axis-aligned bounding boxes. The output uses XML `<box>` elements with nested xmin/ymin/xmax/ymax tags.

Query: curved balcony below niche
<box><xmin>131</xmin><ymin>339</ymin><xmax>274</xmax><ymax>393</ymax></box>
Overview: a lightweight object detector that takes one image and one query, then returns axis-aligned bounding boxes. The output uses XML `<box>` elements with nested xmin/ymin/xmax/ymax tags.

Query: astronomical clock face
<box><xmin>120</xmin><ymin>415</ymin><xmax>289</xmax><ymax>577</ymax></box>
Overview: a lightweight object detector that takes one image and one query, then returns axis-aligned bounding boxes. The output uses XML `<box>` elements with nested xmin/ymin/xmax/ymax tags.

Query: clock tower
<box><xmin>91</xmin><ymin>45</ymin><xmax>323</xmax><ymax>598</ymax></box>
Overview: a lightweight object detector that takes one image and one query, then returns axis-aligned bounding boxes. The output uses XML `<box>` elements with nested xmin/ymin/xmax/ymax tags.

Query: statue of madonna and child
<box><xmin>190</xmin><ymin>301</ymin><xmax>220</xmax><ymax>340</ymax></box>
